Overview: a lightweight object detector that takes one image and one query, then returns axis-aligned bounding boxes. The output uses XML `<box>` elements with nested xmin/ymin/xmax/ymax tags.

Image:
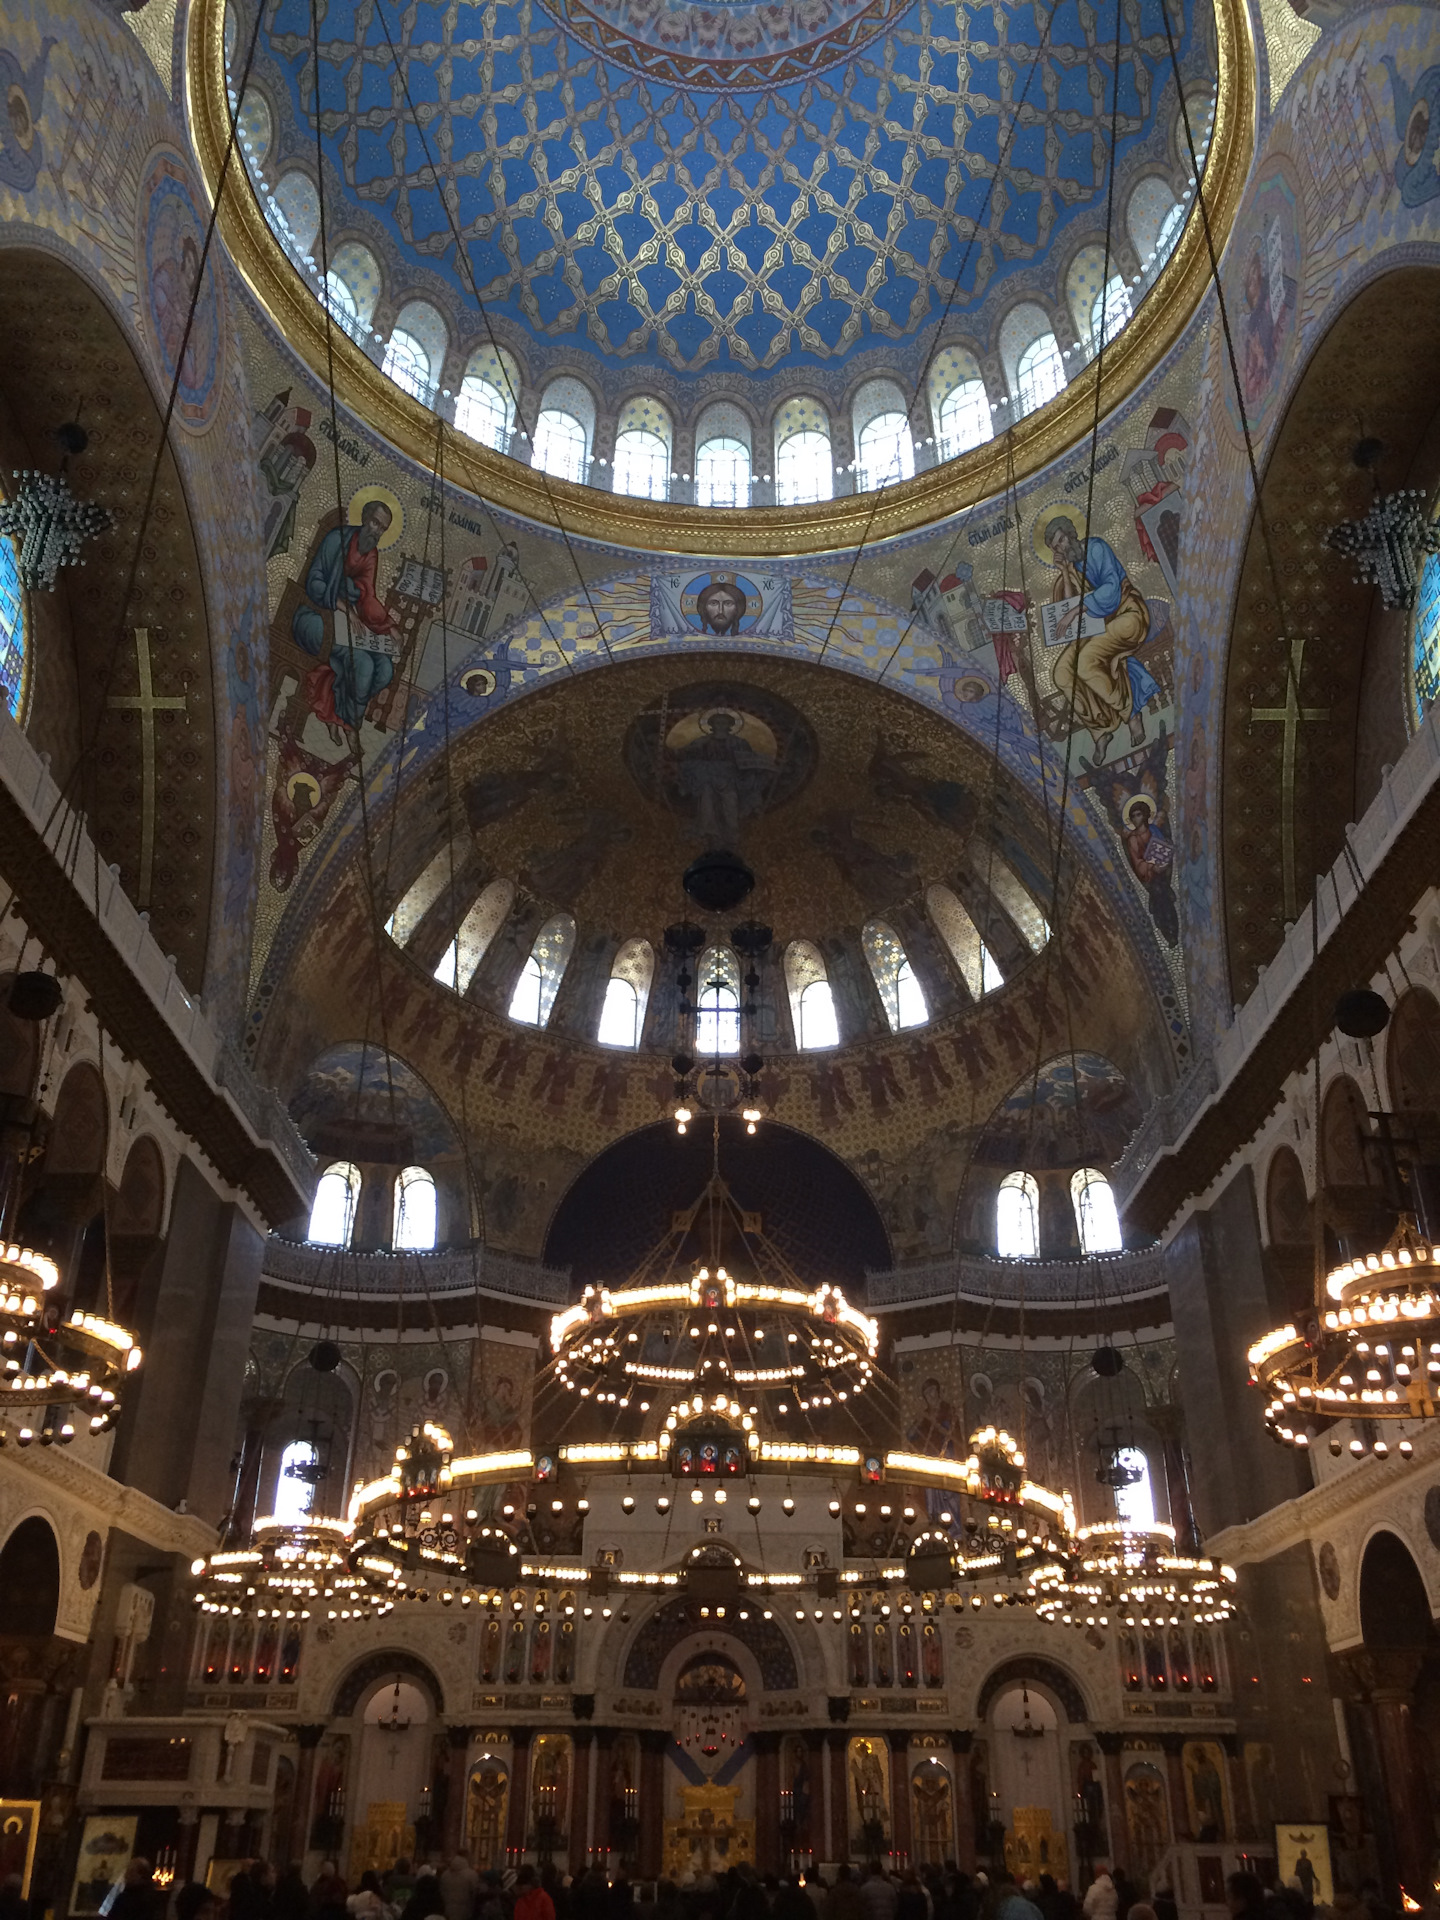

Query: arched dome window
<box><xmin>509</xmin><ymin>914</ymin><xmax>575</xmax><ymax>1028</ymax></box>
<box><xmin>238</xmin><ymin>91</ymin><xmax>273</xmax><ymax>168</ymax></box>
<box><xmin>926</xmin><ymin>885</ymin><xmax>1002</xmax><ymax>1000</ymax></box>
<box><xmin>774</xmin><ymin>399</ymin><xmax>833</xmax><ymax>505</ymax></box>
<box><xmin>983</xmin><ymin>854</ymin><xmax>1050</xmax><ymax>953</ymax></box>
<box><xmin>384</xmin><ymin>330</ymin><xmax>432</xmax><ymax>400</ymax></box>
<box><xmin>385</xmin><ymin>301</ymin><xmax>447</xmax><ymax>402</ymax></box>
<box><xmin>271</xmin><ymin>170</ymin><xmax>320</xmax><ymax>255</ymax></box>
<box><xmin>434</xmin><ymin>878</ymin><xmax>516</xmax><ymax>994</ymax></box>
<box><xmin>456</xmin><ymin>346</ymin><xmax>519</xmax><ymax>450</ymax></box>
<box><xmin>784</xmin><ymin>940</ymin><xmax>840</xmax><ymax>1050</ymax></box>
<box><xmin>387</xmin><ymin>834</ymin><xmax>468</xmax><ymax>948</ymax></box>
<box><xmin>996</xmin><ymin>1170</ymin><xmax>1040</xmax><ymax>1259</ymax></box>
<box><xmin>327</xmin><ymin>241</ymin><xmax>381</xmax><ymax>326</ymax></box>
<box><xmin>534</xmin><ymin>411</ymin><xmax>586</xmax><ymax>482</ymax></box>
<box><xmin>695</xmin><ymin>402</ymin><xmax>753</xmax><ymax>507</ymax></box>
<box><xmin>853</xmin><ymin>379</ymin><xmax>914</xmax><ymax>492</ymax></box>
<box><xmin>862</xmin><ymin>921</ymin><xmax>928</xmax><ymax>1032</ymax></box>
<box><xmin>1065</xmin><ymin>245</ymin><xmax>1131</xmax><ymax>353</ymax></box>
<box><xmin>597</xmin><ymin>938</ymin><xmax>656</xmax><ymax>1049</ymax></box>
<box><xmin>1071</xmin><ymin>1166</ymin><xmax>1123</xmax><ymax>1255</ymax></box>
<box><xmin>534</xmin><ymin>378</ymin><xmax>595</xmax><ymax>483</ymax></box>
<box><xmin>696</xmin><ymin>438</ymin><xmax>751</xmax><ymax>508</ymax></box>
<box><xmin>273</xmin><ymin>1438</ymin><xmax>318</xmax><ymax>1525</ymax></box>
<box><xmin>1127</xmin><ymin>177</ymin><xmax>1184</xmax><ymax>274</ymax></box>
<box><xmin>323</xmin><ymin>271</ymin><xmax>358</xmax><ymax>323</ymax></box>
<box><xmin>929</xmin><ymin>346</ymin><xmax>992</xmax><ymax>457</ymax></box>
<box><xmin>1015</xmin><ymin>334</ymin><xmax>1065</xmax><ymax>415</ymax></box>
<box><xmin>0</xmin><ymin>518</ymin><xmax>27</xmax><ymax>721</ymax></box>
<box><xmin>308</xmin><ymin>1161</ymin><xmax>360</xmax><ymax>1247</ymax></box>
<box><xmin>614</xmin><ymin>397</ymin><xmax>672</xmax><ymax>500</ymax></box>
<box><xmin>696</xmin><ymin>947</ymin><xmax>742</xmax><ymax>1056</ymax></box>
<box><xmin>394</xmin><ymin>1165</ymin><xmax>437</xmax><ymax>1251</ymax></box>
<box><xmin>1112</xmin><ymin>1445</ymin><xmax>1155</xmax><ymax>1528</ymax></box>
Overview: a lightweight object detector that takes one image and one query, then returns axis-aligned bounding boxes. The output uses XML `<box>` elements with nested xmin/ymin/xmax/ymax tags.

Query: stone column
<box><xmin>1095</xmin><ymin>1734</ymin><xmax>1129</xmax><ymax>1875</ymax></box>
<box><xmin>950</xmin><ymin>1733</ymin><xmax>976</xmax><ymax>1874</ymax></box>
<box><xmin>1152</xmin><ymin>1408</ymin><xmax>1200</xmax><ymax>1554</ymax></box>
<box><xmin>756</xmin><ymin>1733</ymin><xmax>782</xmax><ymax>1874</ymax></box>
<box><xmin>570</xmin><ymin>1730</ymin><xmax>593</xmax><ymax>1875</ymax></box>
<box><xmin>803</xmin><ymin>1732</ymin><xmax>825</xmax><ymax>1861</ymax></box>
<box><xmin>888</xmin><ymin>1733</ymin><xmax>912</xmax><ymax>1867</ymax></box>
<box><xmin>442</xmin><ymin>1726</ymin><xmax>474</xmax><ymax>1857</ymax></box>
<box><xmin>1220</xmin><ymin>1733</ymin><xmax>1256</xmax><ymax>1842</ymax></box>
<box><xmin>828</xmin><ymin>1731</ymin><xmax>850</xmax><ymax>1864</ymax></box>
<box><xmin>1159</xmin><ymin>1735</ymin><xmax>1192</xmax><ymax>1844</ymax></box>
<box><xmin>109</xmin><ymin>1154</ymin><xmax>267</xmax><ymax>1523</ymax></box>
<box><xmin>292</xmin><ymin>1725</ymin><xmax>326</xmax><ymax>1862</ymax></box>
<box><xmin>639</xmin><ymin>1732</ymin><xmax>668</xmax><ymax>1878</ymax></box>
<box><xmin>507</xmin><ymin>1728</ymin><xmax>533</xmax><ymax>1861</ymax></box>
<box><xmin>1360</xmin><ymin>1654</ymin><xmax>1433</xmax><ymax>1903</ymax></box>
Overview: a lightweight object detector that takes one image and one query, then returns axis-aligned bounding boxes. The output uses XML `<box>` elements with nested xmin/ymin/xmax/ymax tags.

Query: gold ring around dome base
<box><xmin>184</xmin><ymin>0</ymin><xmax>1253</xmax><ymax>559</ymax></box>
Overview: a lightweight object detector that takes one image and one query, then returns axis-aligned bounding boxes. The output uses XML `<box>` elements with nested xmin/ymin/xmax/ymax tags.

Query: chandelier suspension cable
<box><xmin>813</xmin><ymin>0</ymin><xmax>1066</xmax><ymax>667</ymax></box>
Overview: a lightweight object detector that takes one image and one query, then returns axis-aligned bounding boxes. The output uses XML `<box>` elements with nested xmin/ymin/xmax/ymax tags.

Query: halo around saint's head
<box><xmin>347</xmin><ymin>485</ymin><xmax>405</xmax><ymax>548</ymax></box>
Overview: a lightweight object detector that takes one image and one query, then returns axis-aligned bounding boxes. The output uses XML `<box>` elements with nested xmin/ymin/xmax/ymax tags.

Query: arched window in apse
<box><xmin>509</xmin><ymin>915</ymin><xmax>575</xmax><ymax>1028</ymax></box>
<box><xmin>597</xmin><ymin>939</ymin><xmax>655</xmax><ymax>1049</ymax></box>
<box><xmin>784</xmin><ymin>940</ymin><xmax>840</xmax><ymax>1050</ymax></box>
<box><xmin>696</xmin><ymin>947</ymin><xmax>742</xmax><ymax>1056</ymax></box>
<box><xmin>308</xmin><ymin>1161</ymin><xmax>360</xmax><ymax>1247</ymax></box>
<box><xmin>862</xmin><ymin>922</ymin><xmax>928</xmax><ymax>1032</ymax></box>
<box><xmin>394</xmin><ymin>1165</ymin><xmax>438</xmax><ymax>1251</ymax></box>
<box><xmin>1071</xmin><ymin>1167</ymin><xmax>1123</xmax><ymax>1255</ymax></box>
<box><xmin>996</xmin><ymin>1170</ymin><xmax>1039</xmax><ymax>1259</ymax></box>
<box><xmin>273</xmin><ymin>1438</ymin><xmax>319</xmax><ymax>1524</ymax></box>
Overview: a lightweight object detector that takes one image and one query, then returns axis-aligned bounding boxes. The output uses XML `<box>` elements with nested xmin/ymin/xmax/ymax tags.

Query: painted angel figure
<box><xmin>1083</xmin><ymin>724</ymin><xmax>1179</xmax><ymax>947</ymax></box>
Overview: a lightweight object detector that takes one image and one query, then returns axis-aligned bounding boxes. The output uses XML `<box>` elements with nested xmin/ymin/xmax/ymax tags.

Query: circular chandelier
<box><xmin>1028</xmin><ymin>1520</ymin><xmax>1236</xmax><ymax>1629</ymax></box>
<box><xmin>0</xmin><ymin>1242</ymin><xmax>143</xmax><ymax>1446</ymax></box>
<box><xmin>192</xmin><ymin>1515</ymin><xmax>384</xmax><ymax>1622</ymax></box>
<box><xmin>1249</xmin><ymin>1217</ymin><xmax>1440</xmax><ymax>1457</ymax></box>
<box><xmin>549</xmin><ymin>1263</ymin><xmax>879</xmax><ymax>1416</ymax></box>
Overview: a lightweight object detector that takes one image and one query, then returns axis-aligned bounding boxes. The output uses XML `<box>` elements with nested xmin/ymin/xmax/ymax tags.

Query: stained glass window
<box><xmin>862</xmin><ymin>921</ymin><xmax>928</xmax><ymax>1031</ymax></box>
<box><xmin>509</xmin><ymin>914</ymin><xmax>575</xmax><ymax>1027</ymax></box>
<box><xmin>1412</xmin><ymin>543</ymin><xmax>1440</xmax><ymax>725</ymax></box>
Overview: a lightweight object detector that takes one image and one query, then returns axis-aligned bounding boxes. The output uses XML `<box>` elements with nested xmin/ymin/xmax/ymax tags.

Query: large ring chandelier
<box><xmin>192</xmin><ymin>1516</ymin><xmax>384</xmax><ymax>1622</ymax></box>
<box><xmin>1028</xmin><ymin>1520</ymin><xmax>1237</xmax><ymax>1629</ymax></box>
<box><xmin>1249</xmin><ymin>1217</ymin><xmax>1440</xmax><ymax>1457</ymax></box>
<box><xmin>0</xmin><ymin>1242</ymin><xmax>142</xmax><ymax>1445</ymax></box>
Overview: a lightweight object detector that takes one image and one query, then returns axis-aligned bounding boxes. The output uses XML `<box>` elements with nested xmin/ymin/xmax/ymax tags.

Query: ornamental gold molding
<box><xmin>185</xmin><ymin>0</ymin><xmax>1253</xmax><ymax>557</ymax></box>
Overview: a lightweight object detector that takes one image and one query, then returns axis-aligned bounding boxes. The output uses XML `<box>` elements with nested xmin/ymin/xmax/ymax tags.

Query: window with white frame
<box><xmin>613</xmin><ymin>429</ymin><xmax>670</xmax><ymax>500</ymax></box>
<box><xmin>783</xmin><ymin>939</ymin><xmax>840</xmax><ymax>1050</ymax></box>
<box><xmin>393</xmin><ymin>1165</ymin><xmax>438</xmax><ymax>1251</ymax></box>
<box><xmin>696</xmin><ymin>947</ymin><xmax>742</xmax><ymax>1056</ymax></box>
<box><xmin>533</xmin><ymin>410</ymin><xmax>587</xmax><ymax>483</ymax></box>
<box><xmin>1071</xmin><ymin>1166</ymin><xmax>1123</xmax><ymax>1255</ymax></box>
<box><xmin>509</xmin><ymin>914</ymin><xmax>575</xmax><ymax>1028</ymax></box>
<box><xmin>862</xmin><ymin>921</ymin><xmax>928</xmax><ymax>1032</ymax></box>
<box><xmin>383</xmin><ymin>328</ymin><xmax>432</xmax><ymax>401</ymax></box>
<box><xmin>857</xmin><ymin>412</ymin><xmax>915</xmax><ymax>492</ymax></box>
<box><xmin>308</xmin><ymin>1161</ymin><xmax>360</xmax><ymax>1247</ymax></box>
<box><xmin>938</xmin><ymin>380</ymin><xmax>992</xmax><ymax>458</ymax></box>
<box><xmin>1089</xmin><ymin>275</ymin><xmax>1133</xmax><ymax>350</ymax></box>
<box><xmin>775</xmin><ymin>430</ymin><xmax>833</xmax><ymax>506</ymax></box>
<box><xmin>456</xmin><ymin>376</ymin><xmax>510</xmax><ymax>450</ymax></box>
<box><xmin>1014</xmin><ymin>333</ymin><xmax>1065</xmax><ymax>416</ymax></box>
<box><xmin>996</xmin><ymin>1169</ymin><xmax>1040</xmax><ymax>1259</ymax></box>
<box><xmin>696</xmin><ymin>437</ymin><xmax>752</xmax><ymax>507</ymax></box>
<box><xmin>273</xmin><ymin>1438</ymin><xmax>319</xmax><ymax>1524</ymax></box>
<box><xmin>323</xmin><ymin>271</ymin><xmax>358</xmax><ymax>323</ymax></box>
<box><xmin>597</xmin><ymin>938</ymin><xmax>655</xmax><ymax>1049</ymax></box>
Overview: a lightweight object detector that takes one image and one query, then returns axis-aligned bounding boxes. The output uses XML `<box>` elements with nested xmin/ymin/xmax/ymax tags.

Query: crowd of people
<box><xmin>39</xmin><ymin>1850</ymin><xmax>1411</xmax><ymax>1920</ymax></box>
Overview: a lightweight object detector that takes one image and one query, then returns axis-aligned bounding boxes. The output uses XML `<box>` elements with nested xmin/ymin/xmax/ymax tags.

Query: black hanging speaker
<box><xmin>1334</xmin><ymin>989</ymin><xmax>1389</xmax><ymax>1038</ymax></box>
<box><xmin>8</xmin><ymin>972</ymin><xmax>61</xmax><ymax>1021</ymax></box>
<box><xmin>308</xmin><ymin>1339</ymin><xmax>343</xmax><ymax>1373</ymax></box>
<box><xmin>1091</xmin><ymin>1345</ymin><xmax>1125</xmax><ymax>1378</ymax></box>
<box><xmin>683</xmin><ymin>850</ymin><xmax>755</xmax><ymax>914</ymax></box>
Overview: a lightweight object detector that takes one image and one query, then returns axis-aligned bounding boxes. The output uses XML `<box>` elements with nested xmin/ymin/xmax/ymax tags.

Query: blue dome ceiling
<box><xmin>257</xmin><ymin>0</ymin><xmax>1205</xmax><ymax>380</ymax></box>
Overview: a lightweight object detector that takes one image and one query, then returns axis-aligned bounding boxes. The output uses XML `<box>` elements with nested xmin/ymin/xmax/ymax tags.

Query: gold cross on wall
<box><xmin>107</xmin><ymin>627</ymin><xmax>187</xmax><ymax>909</ymax></box>
<box><xmin>1250</xmin><ymin>633</ymin><xmax>1329</xmax><ymax>921</ymax></box>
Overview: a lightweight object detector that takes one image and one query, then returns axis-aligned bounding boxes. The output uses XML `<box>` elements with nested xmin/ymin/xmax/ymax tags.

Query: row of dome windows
<box><xmin>302</xmin><ymin>1159</ymin><xmax>1124</xmax><ymax>1260</ymax></box>
<box><xmin>240</xmin><ymin>107</ymin><xmax>1202</xmax><ymax>506</ymax></box>
<box><xmin>997</xmin><ymin>1167</ymin><xmax>1124</xmax><ymax>1260</ymax></box>
<box><xmin>386</xmin><ymin>855</ymin><xmax>1048</xmax><ymax>1048</ymax></box>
